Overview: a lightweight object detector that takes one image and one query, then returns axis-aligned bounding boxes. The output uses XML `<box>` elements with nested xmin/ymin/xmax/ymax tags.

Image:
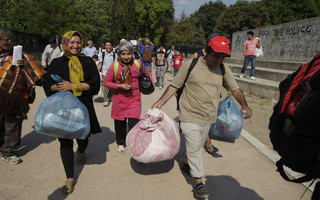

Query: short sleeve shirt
<box><xmin>244</xmin><ymin>39</ymin><xmax>259</xmax><ymax>56</ymax></box>
<box><xmin>171</xmin><ymin>58</ymin><xmax>239</xmax><ymax>125</ymax></box>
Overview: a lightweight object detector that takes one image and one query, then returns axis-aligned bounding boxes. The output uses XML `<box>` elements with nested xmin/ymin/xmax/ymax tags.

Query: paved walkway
<box><xmin>0</xmin><ymin>72</ymin><xmax>313</xmax><ymax>200</ymax></box>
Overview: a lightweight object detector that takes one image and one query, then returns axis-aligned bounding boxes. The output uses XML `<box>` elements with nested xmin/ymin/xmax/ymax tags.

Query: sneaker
<box><xmin>159</xmin><ymin>85</ymin><xmax>163</xmax><ymax>90</ymax></box>
<box><xmin>1</xmin><ymin>155</ymin><xmax>23</xmax><ymax>164</ymax></box>
<box><xmin>103</xmin><ymin>101</ymin><xmax>110</xmax><ymax>107</ymax></box>
<box><xmin>239</xmin><ymin>73</ymin><xmax>244</xmax><ymax>78</ymax></box>
<box><xmin>250</xmin><ymin>76</ymin><xmax>256</xmax><ymax>80</ymax></box>
<box><xmin>193</xmin><ymin>182</ymin><xmax>209</xmax><ymax>199</ymax></box>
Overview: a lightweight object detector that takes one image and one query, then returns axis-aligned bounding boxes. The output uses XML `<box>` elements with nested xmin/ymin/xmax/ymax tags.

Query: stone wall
<box><xmin>231</xmin><ymin>17</ymin><xmax>320</xmax><ymax>62</ymax></box>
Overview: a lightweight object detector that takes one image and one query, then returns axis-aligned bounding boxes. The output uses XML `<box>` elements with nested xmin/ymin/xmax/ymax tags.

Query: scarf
<box><xmin>0</xmin><ymin>53</ymin><xmax>46</xmax><ymax>117</ymax></box>
<box><xmin>62</xmin><ymin>31</ymin><xmax>84</xmax><ymax>96</ymax></box>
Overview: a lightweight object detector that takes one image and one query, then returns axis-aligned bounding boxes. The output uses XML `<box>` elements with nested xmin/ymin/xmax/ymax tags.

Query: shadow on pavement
<box><xmin>85</xmin><ymin>126</ymin><xmax>116</xmax><ymax>165</ymax></box>
<box><xmin>205</xmin><ymin>175</ymin><xmax>264</xmax><ymax>200</ymax></box>
<box><xmin>19</xmin><ymin>127</ymin><xmax>56</xmax><ymax>156</ymax></box>
<box><xmin>130</xmin><ymin>158</ymin><xmax>174</xmax><ymax>175</ymax></box>
<box><xmin>47</xmin><ymin>187</ymin><xmax>67</xmax><ymax>200</ymax></box>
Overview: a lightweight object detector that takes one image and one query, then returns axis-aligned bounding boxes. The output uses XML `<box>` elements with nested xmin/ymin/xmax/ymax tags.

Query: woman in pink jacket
<box><xmin>104</xmin><ymin>39</ymin><xmax>153</xmax><ymax>154</ymax></box>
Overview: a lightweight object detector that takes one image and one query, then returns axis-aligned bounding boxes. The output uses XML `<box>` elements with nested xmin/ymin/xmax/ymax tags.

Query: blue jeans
<box><xmin>241</xmin><ymin>55</ymin><xmax>256</xmax><ymax>77</ymax></box>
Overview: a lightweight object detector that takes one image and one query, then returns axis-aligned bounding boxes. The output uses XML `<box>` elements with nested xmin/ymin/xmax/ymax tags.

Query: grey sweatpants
<box><xmin>156</xmin><ymin>65</ymin><xmax>166</xmax><ymax>86</ymax></box>
<box><xmin>180</xmin><ymin>121</ymin><xmax>210</xmax><ymax>178</ymax></box>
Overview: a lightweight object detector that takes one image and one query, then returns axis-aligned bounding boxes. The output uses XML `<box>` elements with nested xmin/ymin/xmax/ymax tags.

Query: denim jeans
<box><xmin>241</xmin><ymin>55</ymin><xmax>256</xmax><ymax>77</ymax></box>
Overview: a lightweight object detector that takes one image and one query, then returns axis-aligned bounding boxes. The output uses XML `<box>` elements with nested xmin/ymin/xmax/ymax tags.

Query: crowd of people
<box><xmin>0</xmin><ymin>28</ymin><xmax>253</xmax><ymax>198</ymax></box>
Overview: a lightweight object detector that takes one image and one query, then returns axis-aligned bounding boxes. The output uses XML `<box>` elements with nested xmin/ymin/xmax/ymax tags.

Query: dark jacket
<box><xmin>43</xmin><ymin>55</ymin><xmax>102</xmax><ymax>134</ymax></box>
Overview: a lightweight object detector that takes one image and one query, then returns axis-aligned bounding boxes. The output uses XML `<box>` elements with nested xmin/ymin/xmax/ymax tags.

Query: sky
<box><xmin>173</xmin><ymin>0</ymin><xmax>240</xmax><ymax>19</ymax></box>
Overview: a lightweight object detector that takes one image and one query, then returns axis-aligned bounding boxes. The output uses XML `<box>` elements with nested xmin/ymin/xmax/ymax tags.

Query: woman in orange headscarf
<box><xmin>43</xmin><ymin>31</ymin><xmax>101</xmax><ymax>195</ymax></box>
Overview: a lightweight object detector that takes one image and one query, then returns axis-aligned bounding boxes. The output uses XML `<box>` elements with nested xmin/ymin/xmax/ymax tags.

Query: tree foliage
<box><xmin>262</xmin><ymin>0</ymin><xmax>320</xmax><ymax>25</ymax></box>
<box><xmin>214</xmin><ymin>1</ymin><xmax>270</xmax><ymax>39</ymax></box>
<box><xmin>166</xmin><ymin>12</ymin><xmax>206</xmax><ymax>46</ymax></box>
<box><xmin>0</xmin><ymin>0</ymin><xmax>319</xmax><ymax>48</ymax></box>
<box><xmin>0</xmin><ymin>0</ymin><xmax>174</xmax><ymax>45</ymax></box>
<box><xmin>190</xmin><ymin>0</ymin><xmax>227</xmax><ymax>38</ymax></box>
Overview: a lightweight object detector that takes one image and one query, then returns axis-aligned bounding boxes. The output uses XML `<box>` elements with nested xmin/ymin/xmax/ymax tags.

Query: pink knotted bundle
<box><xmin>126</xmin><ymin>108</ymin><xmax>180</xmax><ymax>163</ymax></box>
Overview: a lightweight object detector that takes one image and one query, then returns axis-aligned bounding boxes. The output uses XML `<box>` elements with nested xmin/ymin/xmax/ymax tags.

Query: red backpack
<box><xmin>269</xmin><ymin>51</ymin><xmax>320</xmax><ymax>183</ymax></box>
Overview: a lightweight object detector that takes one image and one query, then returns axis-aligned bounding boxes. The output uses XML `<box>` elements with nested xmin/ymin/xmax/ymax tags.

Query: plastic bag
<box><xmin>126</xmin><ymin>108</ymin><xmax>180</xmax><ymax>163</ymax></box>
<box><xmin>210</xmin><ymin>96</ymin><xmax>242</xmax><ymax>139</ymax></box>
<box><xmin>35</xmin><ymin>91</ymin><xmax>90</xmax><ymax>139</ymax></box>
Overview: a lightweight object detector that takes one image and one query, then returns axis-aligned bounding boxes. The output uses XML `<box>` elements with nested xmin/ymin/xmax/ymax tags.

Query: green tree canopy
<box><xmin>190</xmin><ymin>0</ymin><xmax>227</xmax><ymax>38</ymax></box>
<box><xmin>214</xmin><ymin>1</ymin><xmax>269</xmax><ymax>39</ymax></box>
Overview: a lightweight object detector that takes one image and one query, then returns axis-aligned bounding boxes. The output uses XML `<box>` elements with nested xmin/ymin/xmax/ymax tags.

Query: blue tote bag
<box><xmin>35</xmin><ymin>91</ymin><xmax>90</xmax><ymax>139</ymax></box>
<box><xmin>210</xmin><ymin>96</ymin><xmax>243</xmax><ymax>139</ymax></box>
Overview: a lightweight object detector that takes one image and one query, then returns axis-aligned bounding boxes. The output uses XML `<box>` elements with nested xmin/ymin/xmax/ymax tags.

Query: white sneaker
<box><xmin>250</xmin><ymin>76</ymin><xmax>256</xmax><ymax>80</ymax></box>
<box><xmin>1</xmin><ymin>155</ymin><xmax>23</xmax><ymax>164</ymax></box>
<box><xmin>239</xmin><ymin>74</ymin><xmax>244</xmax><ymax>78</ymax></box>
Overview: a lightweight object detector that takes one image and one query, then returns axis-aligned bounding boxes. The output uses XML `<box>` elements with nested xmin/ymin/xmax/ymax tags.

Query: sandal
<box><xmin>62</xmin><ymin>179</ymin><xmax>77</xmax><ymax>195</ymax></box>
<box><xmin>76</xmin><ymin>150</ymin><xmax>86</xmax><ymax>166</ymax></box>
<box><xmin>117</xmin><ymin>145</ymin><xmax>125</xmax><ymax>154</ymax></box>
<box><xmin>204</xmin><ymin>144</ymin><xmax>219</xmax><ymax>154</ymax></box>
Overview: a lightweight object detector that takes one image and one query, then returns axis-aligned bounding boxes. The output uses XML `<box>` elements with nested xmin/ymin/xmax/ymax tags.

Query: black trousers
<box><xmin>0</xmin><ymin>114</ymin><xmax>23</xmax><ymax>157</ymax></box>
<box><xmin>114</xmin><ymin>118</ymin><xmax>139</xmax><ymax>145</ymax></box>
<box><xmin>59</xmin><ymin>137</ymin><xmax>88</xmax><ymax>178</ymax></box>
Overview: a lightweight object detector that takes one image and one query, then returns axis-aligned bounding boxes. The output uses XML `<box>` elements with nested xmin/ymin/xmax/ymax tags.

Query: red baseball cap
<box><xmin>207</xmin><ymin>36</ymin><xmax>231</xmax><ymax>56</ymax></box>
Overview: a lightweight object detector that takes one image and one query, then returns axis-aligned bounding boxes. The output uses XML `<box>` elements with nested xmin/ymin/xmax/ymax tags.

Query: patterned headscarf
<box><xmin>118</xmin><ymin>39</ymin><xmax>134</xmax><ymax>54</ymax></box>
<box><xmin>61</xmin><ymin>31</ymin><xmax>84</xmax><ymax>96</ymax></box>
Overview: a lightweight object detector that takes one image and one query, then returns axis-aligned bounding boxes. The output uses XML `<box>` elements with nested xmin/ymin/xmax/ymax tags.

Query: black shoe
<box><xmin>193</xmin><ymin>182</ymin><xmax>209</xmax><ymax>199</ymax></box>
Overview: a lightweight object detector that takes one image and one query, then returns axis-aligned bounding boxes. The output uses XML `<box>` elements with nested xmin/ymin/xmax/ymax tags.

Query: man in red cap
<box><xmin>152</xmin><ymin>36</ymin><xmax>252</xmax><ymax>199</ymax></box>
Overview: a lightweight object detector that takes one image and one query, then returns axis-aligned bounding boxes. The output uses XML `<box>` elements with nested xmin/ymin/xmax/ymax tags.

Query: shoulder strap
<box><xmin>113</xmin><ymin>61</ymin><xmax>119</xmax><ymax>81</ymax></box>
<box><xmin>220</xmin><ymin>64</ymin><xmax>225</xmax><ymax>76</ymax></box>
<box><xmin>112</xmin><ymin>51</ymin><xmax>116</xmax><ymax>61</ymax></box>
<box><xmin>134</xmin><ymin>59</ymin><xmax>141</xmax><ymax>71</ymax></box>
<box><xmin>183</xmin><ymin>58</ymin><xmax>198</xmax><ymax>86</ymax></box>
<box><xmin>114</xmin><ymin>60</ymin><xmax>141</xmax><ymax>80</ymax></box>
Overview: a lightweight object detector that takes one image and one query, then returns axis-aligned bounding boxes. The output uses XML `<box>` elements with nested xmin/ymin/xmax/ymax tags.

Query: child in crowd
<box><xmin>172</xmin><ymin>50</ymin><xmax>183</xmax><ymax>76</ymax></box>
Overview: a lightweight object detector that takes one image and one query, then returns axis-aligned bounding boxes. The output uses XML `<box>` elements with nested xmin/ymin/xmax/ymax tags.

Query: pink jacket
<box><xmin>104</xmin><ymin>59</ymin><xmax>153</xmax><ymax>120</ymax></box>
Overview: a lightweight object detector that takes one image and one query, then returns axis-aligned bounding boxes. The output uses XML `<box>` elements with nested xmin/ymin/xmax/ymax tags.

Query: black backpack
<box><xmin>176</xmin><ymin>58</ymin><xmax>225</xmax><ymax>110</ymax></box>
<box><xmin>269</xmin><ymin>52</ymin><xmax>320</xmax><ymax>184</ymax></box>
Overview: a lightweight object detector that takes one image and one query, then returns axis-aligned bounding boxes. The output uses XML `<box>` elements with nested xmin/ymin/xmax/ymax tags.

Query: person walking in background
<box><xmin>0</xmin><ymin>28</ymin><xmax>46</xmax><ymax>164</ymax></box>
<box><xmin>43</xmin><ymin>31</ymin><xmax>101</xmax><ymax>195</ymax></box>
<box><xmin>167</xmin><ymin>45</ymin><xmax>176</xmax><ymax>74</ymax></box>
<box><xmin>152</xmin><ymin>36</ymin><xmax>252</xmax><ymax>199</ymax></box>
<box><xmin>104</xmin><ymin>39</ymin><xmax>153</xmax><ymax>154</ymax></box>
<box><xmin>172</xmin><ymin>49</ymin><xmax>183</xmax><ymax>76</ymax></box>
<box><xmin>98</xmin><ymin>41</ymin><xmax>116</xmax><ymax>107</ymax></box>
<box><xmin>84</xmin><ymin>40</ymin><xmax>98</xmax><ymax>58</ymax></box>
<box><xmin>154</xmin><ymin>44</ymin><xmax>167</xmax><ymax>89</ymax></box>
<box><xmin>138</xmin><ymin>37</ymin><xmax>154</xmax><ymax>73</ymax></box>
<box><xmin>240</xmin><ymin>31</ymin><xmax>261</xmax><ymax>80</ymax></box>
<box><xmin>41</xmin><ymin>37</ymin><xmax>63</xmax><ymax>69</ymax></box>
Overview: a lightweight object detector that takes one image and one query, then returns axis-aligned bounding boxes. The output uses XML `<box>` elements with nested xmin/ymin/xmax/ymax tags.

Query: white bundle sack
<box><xmin>126</xmin><ymin>108</ymin><xmax>180</xmax><ymax>163</ymax></box>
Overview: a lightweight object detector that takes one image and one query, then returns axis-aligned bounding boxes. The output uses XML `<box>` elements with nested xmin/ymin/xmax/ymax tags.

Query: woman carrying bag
<box><xmin>43</xmin><ymin>31</ymin><xmax>101</xmax><ymax>195</ymax></box>
<box><xmin>104</xmin><ymin>39</ymin><xmax>153</xmax><ymax>154</ymax></box>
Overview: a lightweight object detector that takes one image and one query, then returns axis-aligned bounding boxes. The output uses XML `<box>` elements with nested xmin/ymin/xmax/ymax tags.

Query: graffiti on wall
<box><xmin>231</xmin><ymin>17</ymin><xmax>320</xmax><ymax>62</ymax></box>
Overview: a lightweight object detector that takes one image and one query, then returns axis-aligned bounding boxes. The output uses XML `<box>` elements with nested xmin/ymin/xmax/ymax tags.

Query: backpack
<box><xmin>269</xmin><ymin>51</ymin><xmax>320</xmax><ymax>183</ymax></box>
<box><xmin>113</xmin><ymin>59</ymin><xmax>141</xmax><ymax>81</ymax></box>
<box><xmin>113</xmin><ymin>60</ymin><xmax>154</xmax><ymax>94</ymax></box>
<box><xmin>100</xmin><ymin>51</ymin><xmax>116</xmax><ymax>72</ymax></box>
<box><xmin>176</xmin><ymin>58</ymin><xmax>225</xmax><ymax>110</ymax></box>
<box><xmin>142</xmin><ymin>46</ymin><xmax>152</xmax><ymax>62</ymax></box>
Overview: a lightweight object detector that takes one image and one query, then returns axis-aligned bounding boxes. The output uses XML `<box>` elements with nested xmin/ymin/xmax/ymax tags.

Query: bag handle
<box><xmin>276</xmin><ymin>159</ymin><xmax>315</xmax><ymax>183</ymax></box>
